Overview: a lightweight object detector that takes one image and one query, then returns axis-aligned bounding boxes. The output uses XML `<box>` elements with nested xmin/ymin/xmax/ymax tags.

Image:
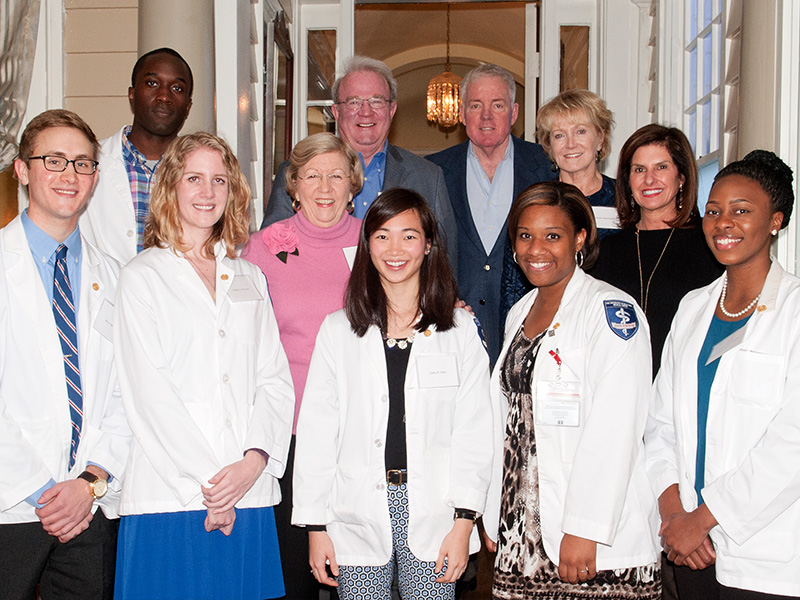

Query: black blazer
<box><xmin>426</xmin><ymin>135</ymin><xmax>554</xmax><ymax>363</ymax></box>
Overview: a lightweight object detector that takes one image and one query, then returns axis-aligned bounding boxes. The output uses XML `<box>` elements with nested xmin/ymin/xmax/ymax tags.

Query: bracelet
<box><xmin>454</xmin><ymin>508</ymin><xmax>478</xmax><ymax>522</ymax></box>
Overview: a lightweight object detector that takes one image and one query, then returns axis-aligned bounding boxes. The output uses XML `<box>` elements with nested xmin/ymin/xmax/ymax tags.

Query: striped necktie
<box><xmin>52</xmin><ymin>244</ymin><xmax>83</xmax><ymax>470</ymax></box>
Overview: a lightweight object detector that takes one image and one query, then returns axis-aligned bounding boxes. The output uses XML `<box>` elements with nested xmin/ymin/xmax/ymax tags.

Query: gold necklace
<box><xmin>636</xmin><ymin>227</ymin><xmax>675</xmax><ymax>314</ymax></box>
<box><xmin>185</xmin><ymin>254</ymin><xmax>217</xmax><ymax>298</ymax></box>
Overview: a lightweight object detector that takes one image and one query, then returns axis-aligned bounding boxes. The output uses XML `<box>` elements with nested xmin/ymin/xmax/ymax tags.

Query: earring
<box><xmin>575</xmin><ymin>251</ymin><xmax>584</xmax><ymax>268</ymax></box>
<box><xmin>346</xmin><ymin>199</ymin><xmax>354</xmax><ymax>214</ymax></box>
<box><xmin>630</xmin><ymin>196</ymin><xmax>636</xmax><ymax>209</ymax></box>
<box><xmin>550</xmin><ymin>160</ymin><xmax>559</xmax><ymax>173</ymax></box>
<box><xmin>772</xmin><ymin>229</ymin><xmax>779</xmax><ymax>236</ymax></box>
<box><xmin>596</xmin><ymin>150</ymin><xmax>601</xmax><ymax>163</ymax></box>
<box><xmin>292</xmin><ymin>199</ymin><xmax>301</xmax><ymax>212</ymax></box>
<box><xmin>513</xmin><ymin>251</ymin><xmax>518</xmax><ymax>264</ymax></box>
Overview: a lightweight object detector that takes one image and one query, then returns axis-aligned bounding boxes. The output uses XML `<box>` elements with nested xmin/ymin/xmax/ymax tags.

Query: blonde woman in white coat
<box><xmin>646</xmin><ymin>151</ymin><xmax>800</xmax><ymax>599</ymax></box>
<box><xmin>485</xmin><ymin>181</ymin><xmax>660</xmax><ymax>600</ymax></box>
<box><xmin>113</xmin><ymin>133</ymin><xmax>295</xmax><ymax>600</ymax></box>
<box><xmin>293</xmin><ymin>189</ymin><xmax>493</xmax><ymax>600</ymax></box>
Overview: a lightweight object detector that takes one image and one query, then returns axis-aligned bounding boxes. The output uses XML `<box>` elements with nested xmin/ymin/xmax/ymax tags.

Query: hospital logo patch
<box><xmin>603</xmin><ymin>300</ymin><xmax>639</xmax><ymax>340</ymax></box>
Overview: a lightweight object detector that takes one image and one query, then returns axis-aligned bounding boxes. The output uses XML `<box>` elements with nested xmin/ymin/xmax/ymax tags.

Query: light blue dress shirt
<box><xmin>466</xmin><ymin>140</ymin><xmax>515</xmax><ymax>254</ymax></box>
<box><xmin>353</xmin><ymin>141</ymin><xmax>388</xmax><ymax>218</ymax></box>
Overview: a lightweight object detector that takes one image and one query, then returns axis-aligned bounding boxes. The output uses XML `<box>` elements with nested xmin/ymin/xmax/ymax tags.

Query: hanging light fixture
<box><xmin>426</xmin><ymin>4</ymin><xmax>461</xmax><ymax>128</ymax></box>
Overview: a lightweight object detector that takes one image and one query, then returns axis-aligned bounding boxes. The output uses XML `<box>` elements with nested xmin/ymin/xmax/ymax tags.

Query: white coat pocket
<box><xmin>729</xmin><ymin>350</ymin><xmax>785</xmax><ymax>410</ymax></box>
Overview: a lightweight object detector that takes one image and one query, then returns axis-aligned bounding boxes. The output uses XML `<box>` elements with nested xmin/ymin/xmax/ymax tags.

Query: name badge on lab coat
<box><xmin>416</xmin><ymin>354</ymin><xmax>459</xmax><ymax>388</ymax></box>
<box><xmin>93</xmin><ymin>298</ymin><xmax>115</xmax><ymax>342</ymax></box>
<box><xmin>536</xmin><ymin>380</ymin><xmax>581</xmax><ymax>427</ymax></box>
<box><xmin>228</xmin><ymin>275</ymin><xmax>263</xmax><ymax>302</ymax></box>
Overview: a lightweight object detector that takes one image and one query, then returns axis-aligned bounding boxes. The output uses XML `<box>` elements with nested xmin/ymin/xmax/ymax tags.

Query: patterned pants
<box><xmin>337</xmin><ymin>483</ymin><xmax>454</xmax><ymax>600</ymax></box>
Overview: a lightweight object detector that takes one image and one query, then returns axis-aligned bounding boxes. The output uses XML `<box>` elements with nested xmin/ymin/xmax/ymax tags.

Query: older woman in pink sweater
<box><xmin>243</xmin><ymin>132</ymin><xmax>363</xmax><ymax>598</ymax></box>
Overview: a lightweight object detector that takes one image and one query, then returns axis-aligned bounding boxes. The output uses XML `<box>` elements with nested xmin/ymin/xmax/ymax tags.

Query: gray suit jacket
<box><xmin>261</xmin><ymin>143</ymin><xmax>458</xmax><ymax>269</ymax></box>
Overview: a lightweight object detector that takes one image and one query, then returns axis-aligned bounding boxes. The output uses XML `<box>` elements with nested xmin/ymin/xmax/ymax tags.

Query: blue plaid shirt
<box><xmin>121</xmin><ymin>126</ymin><xmax>160</xmax><ymax>253</ymax></box>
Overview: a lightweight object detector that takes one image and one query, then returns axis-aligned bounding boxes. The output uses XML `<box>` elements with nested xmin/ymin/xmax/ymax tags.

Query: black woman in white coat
<box><xmin>485</xmin><ymin>181</ymin><xmax>661</xmax><ymax>600</ymax></box>
<box><xmin>646</xmin><ymin>151</ymin><xmax>800</xmax><ymax>599</ymax></box>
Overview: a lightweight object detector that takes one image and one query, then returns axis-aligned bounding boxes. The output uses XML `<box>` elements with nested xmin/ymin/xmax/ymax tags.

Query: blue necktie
<box><xmin>52</xmin><ymin>244</ymin><xmax>82</xmax><ymax>470</ymax></box>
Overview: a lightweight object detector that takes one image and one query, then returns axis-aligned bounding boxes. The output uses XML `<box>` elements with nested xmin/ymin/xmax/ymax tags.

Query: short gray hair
<box><xmin>460</xmin><ymin>63</ymin><xmax>516</xmax><ymax>104</ymax></box>
<box><xmin>331</xmin><ymin>55</ymin><xmax>398</xmax><ymax>103</ymax></box>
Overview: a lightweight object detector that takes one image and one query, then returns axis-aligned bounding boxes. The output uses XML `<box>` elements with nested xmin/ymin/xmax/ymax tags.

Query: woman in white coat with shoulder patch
<box><xmin>485</xmin><ymin>181</ymin><xmax>661</xmax><ymax>599</ymax></box>
<box><xmin>293</xmin><ymin>188</ymin><xmax>493</xmax><ymax>600</ymax></box>
<box><xmin>646</xmin><ymin>150</ymin><xmax>800</xmax><ymax>599</ymax></box>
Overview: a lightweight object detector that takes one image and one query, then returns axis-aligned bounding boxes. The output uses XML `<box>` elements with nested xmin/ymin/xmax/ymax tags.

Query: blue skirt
<box><xmin>115</xmin><ymin>507</ymin><xmax>284</xmax><ymax>600</ymax></box>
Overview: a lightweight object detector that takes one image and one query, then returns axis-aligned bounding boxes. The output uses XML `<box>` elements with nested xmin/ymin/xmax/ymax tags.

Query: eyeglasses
<box><xmin>297</xmin><ymin>172</ymin><xmax>350</xmax><ymax>186</ymax></box>
<box><xmin>29</xmin><ymin>155</ymin><xmax>99</xmax><ymax>175</ymax></box>
<box><xmin>335</xmin><ymin>96</ymin><xmax>391</xmax><ymax>112</ymax></box>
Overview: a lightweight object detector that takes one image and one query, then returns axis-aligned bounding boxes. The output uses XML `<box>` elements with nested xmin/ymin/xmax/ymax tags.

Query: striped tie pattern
<box><xmin>52</xmin><ymin>244</ymin><xmax>83</xmax><ymax>470</ymax></box>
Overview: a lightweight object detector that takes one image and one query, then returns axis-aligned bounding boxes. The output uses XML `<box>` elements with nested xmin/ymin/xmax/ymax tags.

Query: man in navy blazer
<box><xmin>427</xmin><ymin>64</ymin><xmax>554</xmax><ymax>364</ymax></box>
<box><xmin>261</xmin><ymin>56</ymin><xmax>458</xmax><ymax>269</ymax></box>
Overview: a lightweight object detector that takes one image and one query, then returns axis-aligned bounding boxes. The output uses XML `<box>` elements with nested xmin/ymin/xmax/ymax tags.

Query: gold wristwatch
<box><xmin>77</xmin><ymin>471</ymin><xmax>108</xmax><ymax>500</ymax></box>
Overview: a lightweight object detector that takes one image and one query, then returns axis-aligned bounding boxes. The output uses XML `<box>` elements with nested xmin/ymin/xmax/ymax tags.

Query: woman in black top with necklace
<box><xmin>293</xmin><ymin>189</ymin><xmax>493</xmax><ymax>600</ymax></box>
<box><xmin>590</xmin><ymin>124</ymin><xmax>722</xmax><ymax>375</ymax></box>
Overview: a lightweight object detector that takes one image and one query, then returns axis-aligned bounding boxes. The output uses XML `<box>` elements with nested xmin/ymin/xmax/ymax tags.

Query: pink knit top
<box><xmin>242</xmin><ymin>211</ymin><xmax>361</xmax><ymax>433</ymax></box>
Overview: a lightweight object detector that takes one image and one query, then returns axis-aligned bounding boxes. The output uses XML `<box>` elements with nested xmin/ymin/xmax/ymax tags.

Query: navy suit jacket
<box><xmin>426</xmin><ymin>136</ymin><xmax>554</xmax><ymax>363</ymax></box>
<box><xmin>261</xmin><ymin>143</ymin><xmax>458</xmax><ymax>270</ymax></box>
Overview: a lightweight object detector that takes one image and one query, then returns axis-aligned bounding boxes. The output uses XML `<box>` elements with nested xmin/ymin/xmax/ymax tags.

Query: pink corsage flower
<box><xmin>265</xmin><ymin>222</ymin><xmax>300</xmax><ymax>263</ymax></box>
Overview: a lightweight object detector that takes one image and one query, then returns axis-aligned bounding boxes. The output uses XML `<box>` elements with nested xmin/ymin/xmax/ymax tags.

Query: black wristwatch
<box><xmin>454</xmin><ymin>508</ymin><xmax>478</xmax><ymax>522</ymax></box>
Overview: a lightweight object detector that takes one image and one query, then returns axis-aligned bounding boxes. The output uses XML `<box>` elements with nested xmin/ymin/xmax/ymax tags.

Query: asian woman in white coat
<box><xmin>646</xmin><ymin>150</ymin><xmax>800</xmax><ymax>599</ymax></box>
<box><xmin>113</xmin><ymin>132</ymin><xmax>295</xmax><ymax>600</ymax></box>
<box><xmin>293</xmin><ymin>188</ymin><xmax>493</xmax><ymax>600</ymax></box>
<box><xmin>485</xmin><ymin>181</ymin><xmax>661</xmax><ymax>599</ymax></box>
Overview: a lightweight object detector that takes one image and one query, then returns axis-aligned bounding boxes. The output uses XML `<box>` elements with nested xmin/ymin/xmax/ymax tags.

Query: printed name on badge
<box><xmin>228</xmin><ymin>274</ymin><xmax>264</xmax><ymax>302</ymax></box>
<box><xmin>603</xmin><ymin>300</ymin><xmax>639</xmax><ymax>340</ymax></box>
<box><xmin>93</xmin><ymin>298</ymin><xmax>114</xmax><ymax>342</ymax></box>
<box><xmin>536</xmin><ymin>380</ymin><xmax>581</xmax><ymax>427</ymax></box>
<box><xmin>416</xmin><ymin>354</ymin><xmax>460</xmax><ymax>388</ymax></box>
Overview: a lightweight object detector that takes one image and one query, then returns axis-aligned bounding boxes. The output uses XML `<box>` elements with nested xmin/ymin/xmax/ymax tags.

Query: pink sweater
<box><xmin>242</xmin><ymin>212</ymin><xmax>361</xmax><ymax>432</ymax></box>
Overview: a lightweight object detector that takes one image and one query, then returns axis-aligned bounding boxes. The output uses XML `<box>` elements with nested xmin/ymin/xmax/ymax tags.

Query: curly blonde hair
<box><xmin>144</xmin><ymin>132</ymin><xmax>251</xmax><ymax>258</ymax></box>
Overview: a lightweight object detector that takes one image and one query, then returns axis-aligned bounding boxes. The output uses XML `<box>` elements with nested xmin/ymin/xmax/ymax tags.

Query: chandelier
<box><xmin>426</xmin><ymin>4</ymin><xmax>461</xmax><ymax>128</ymax></box>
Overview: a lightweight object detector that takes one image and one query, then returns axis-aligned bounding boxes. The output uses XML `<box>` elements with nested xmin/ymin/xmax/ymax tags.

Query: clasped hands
<box><xmin>201</xmin><ymin>450</ymin><xmax>267</xmax><ymax>536</ymax></box>
<box><xmin>658</xmin><ymin>484</ymin><xmax>717</xmax><ymax>570</ymax></box>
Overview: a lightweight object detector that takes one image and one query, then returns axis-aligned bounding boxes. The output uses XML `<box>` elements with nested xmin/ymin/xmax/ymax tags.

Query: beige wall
<box><xmin>64</xmin><ymin>0</ymin><xmax>138</xmax><ymax>141</ymax></box>
<box><xmin>738</xmin><ymin>0</ymin><xmax>778</xmax><ymax>155</ymax></box>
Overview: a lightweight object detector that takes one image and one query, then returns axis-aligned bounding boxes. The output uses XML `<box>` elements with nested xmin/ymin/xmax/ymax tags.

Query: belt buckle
<box><xmin>386</xmin><ymin>469</ymin><xmax>404</xmax><ymax>485</ymax></box>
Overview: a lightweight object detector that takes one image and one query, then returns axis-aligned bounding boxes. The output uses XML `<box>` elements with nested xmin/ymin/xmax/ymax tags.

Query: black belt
<box><xmin>386</xmin><ymin>469</ymin><xmax>408</xmax><ymax>485</ymax></box>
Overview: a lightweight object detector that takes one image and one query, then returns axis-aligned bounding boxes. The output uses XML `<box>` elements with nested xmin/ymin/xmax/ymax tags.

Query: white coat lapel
<box><xmin>3</xmin><ymin>220</ymin><xmax>69</xmax><ymax>423</ymax></box>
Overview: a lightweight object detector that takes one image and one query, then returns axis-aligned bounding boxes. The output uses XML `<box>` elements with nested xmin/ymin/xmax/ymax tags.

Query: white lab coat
<box><xmin>292</xmin><ymin>308</ymin><xmax>493</xmax><ymax>565</ymax></box>
<box><xmin>646</xmin><ymin>261</ymin><xmax>800</xmax><ymax>596</ymax></box>
<box><xmin>81</xmin><ymin>127</ymin><xmax>138</xmax><ymax>265</ymax></box>
<box><xmin>0</xmin><ymin>216</ymin><xmax>130</xmax><ymax>522</ymax></box>
<box><xmin>114</xmin><ymin>244</ymin><xmax>295</xmax><ymax>515</ymax></box>
<box><xmin>484</xmin><ymin>267</ymin><xmax>660</xmax><ymax>571</ymax></box>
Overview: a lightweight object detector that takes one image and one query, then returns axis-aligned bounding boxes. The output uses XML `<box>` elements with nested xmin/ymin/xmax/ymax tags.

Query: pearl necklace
<box><xmin>719</xmin><ymin>278</ymin><xmax>760</xmax><ymax>318</ymax></box>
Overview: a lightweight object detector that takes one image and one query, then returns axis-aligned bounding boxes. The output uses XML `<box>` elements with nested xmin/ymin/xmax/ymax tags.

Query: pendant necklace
<box><xmin>636</xmin><ymin>227</ymin><xmax>674</xmax><ymax>314</ymax></box>
<box><xmin>185</xmin><ymin>254</ymin><xmax>217</xmax><ymax>299</ymax></box>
